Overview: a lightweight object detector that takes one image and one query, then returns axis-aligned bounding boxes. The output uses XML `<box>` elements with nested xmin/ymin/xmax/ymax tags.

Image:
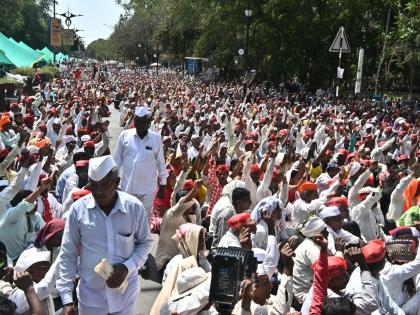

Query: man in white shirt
<box><xmin>114</xmin><ymin>106</ymin><xmax>168</xmax><ymax>217</ymax></box>
<box><xmin>57</xmin><ymin>156</ymin><xmax>153</xmax><ymax>315</ymax></box>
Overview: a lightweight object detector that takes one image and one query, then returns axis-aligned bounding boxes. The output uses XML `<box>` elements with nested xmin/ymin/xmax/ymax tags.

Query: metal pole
<box><xmin>53</xmin><ymin>0</ymin><xmax>56</xmax><ymax>64</ymax></box>
<box><xmin>355</xmin><ymin>48</ymin><xmax>364</xmax><ymax>94</ymax></box>
<box><xmin>244</xmin><ymin>18</ymin><xmax>250</xmax><ymax>97</ymax></box>
<box><xmin>336</xmin><ymin>28</ymin><xmax>343</xmax><ymax>97</ymax></box>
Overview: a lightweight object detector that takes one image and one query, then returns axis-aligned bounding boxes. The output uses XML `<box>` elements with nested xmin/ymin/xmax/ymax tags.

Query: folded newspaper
<box><xmin>94</xmin><ymin>259</ymin><xmax>128</xmax><ymax>294</ymax></box>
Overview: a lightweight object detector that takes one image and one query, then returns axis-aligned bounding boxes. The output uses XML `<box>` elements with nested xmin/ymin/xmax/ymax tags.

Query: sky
<box><xmin>54</xmin><ymin>0</ymin><xmax>125</xmax><ymax>46</ymax></box>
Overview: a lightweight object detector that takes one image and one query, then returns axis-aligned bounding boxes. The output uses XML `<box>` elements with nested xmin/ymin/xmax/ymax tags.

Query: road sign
<box><xmin>62</xmin><ymin>29</ymin><xmax>74</xmax><ymax>46</ymax></box>
<box><xmin>50</xmin><ymin>17</ymin><xmax>62</xmax><ymax>47</ymax></box>
<box><xmin>329</xmin><ymin>27</ymin><xmax>350</xmax><ymax>53</ymax></box>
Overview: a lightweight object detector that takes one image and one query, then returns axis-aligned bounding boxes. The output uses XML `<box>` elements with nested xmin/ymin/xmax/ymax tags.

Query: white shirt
<box><xmin>350</xmin><ymin>188</ymin><xmax>384</xmax><ymax>242</ymax></box>
<box><xmin>292</xmin><ymin>238</ymin><xmax>320</xmax><ymax>303</ymax></box>
<box><xmin>326</xmin><ymin>225</ymin><xmax>359</xmax><ymax>254</ymax></box>
<box><xmin>218</xmin><ymin>229</ymin><xmax>242</xmax><ymax>248</ymax></box>
<box><xmin>291</xmin><ymin>181</ymin><xmax>339</xmax><ymax>228</ymax></box>
<box><xmin>347</xmin><ymin>267</ymin><xmax>404</xmax><ymax>315</ymax></box>
<box><xmin>57</xmin><ymin>191</ymin><xmax>153</xmax><ymax>312</ymax></box>
<box><xmin>114</xmin><ymin>129</ymin><xmax>168</xmax><ymax>195</ymax></box>
<box><xmin>380</xmin><ymin>249</ymin><xmax>420</xmax><ymax>312</ymax></box>
<box><xmin>387</xmin><ymin>174</ymin><xmax>414</xmax><ymax>221</ymax></box>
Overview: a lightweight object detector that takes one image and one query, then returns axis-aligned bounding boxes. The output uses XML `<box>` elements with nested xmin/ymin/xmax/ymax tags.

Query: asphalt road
<box><xmin>107</xmin><ymin>105</ymin><xmax>161</xmax><ymax>315</ymax></box>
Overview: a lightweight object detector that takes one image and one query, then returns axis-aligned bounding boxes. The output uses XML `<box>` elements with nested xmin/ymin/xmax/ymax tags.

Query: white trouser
<box><xmin>78</xmin><ymin>302</ymin><xmax>136</xmax><ymax>315</ymax></box>
<box><xmin>133</xmin><ymin>193</ymin><xmax>155</xmax><ymax>219</ymax></box>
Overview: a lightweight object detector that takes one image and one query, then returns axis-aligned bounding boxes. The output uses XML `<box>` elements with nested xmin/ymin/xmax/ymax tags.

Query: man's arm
<box><xmin>0</xmin><ymin>146</ymin><xmax>19</xmax><ymax>174</ymax></box>
<box><xmin>94</xmin><ymin>131</ymin><xmax>110</xmax><ymax>157</ymax></box>
<box><xmin>0</xmin><ymin>167</ymin><xmax>27</xmax><ymax>203</ymax></box>
<box><xmin>113</xmin><ymin>131</ymin><xmax>124</xmax><ymax>169</ymax></box>
<box><xmin>155</xmin><ymin>135</ymin><xmax>168</xmax><ymax>186</ymax></box>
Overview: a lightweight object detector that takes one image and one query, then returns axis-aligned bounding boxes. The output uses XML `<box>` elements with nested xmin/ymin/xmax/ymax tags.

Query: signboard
<box><xmin>62</xmin><ymin>29</ymin><xmax>74</xmax><ymax>46</ymax></box>
<box><xmin>329</xmin><ymin>26</ymin><xmax>350</xmax><ymax>53</ymax></box>
<box><xmin>50</xmin><ymin>17</ymin><xmax>62</xmax><ymax>47</ymax></box>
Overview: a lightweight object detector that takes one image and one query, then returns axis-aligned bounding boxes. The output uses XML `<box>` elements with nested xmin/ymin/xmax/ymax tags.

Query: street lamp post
<box><xmin>244</xmin><ymin>9</ymin><xmax>252</xmax><ymax>72</ymax></box>
<box><xmin>153</xmin><ymin>53</ymin><xmax>158</xmax><ymax>76</ymax></box>
<box><xmin>244</xmin><ymin>8</ymin><xmax>252</xmax><ymax>97</ymax></box>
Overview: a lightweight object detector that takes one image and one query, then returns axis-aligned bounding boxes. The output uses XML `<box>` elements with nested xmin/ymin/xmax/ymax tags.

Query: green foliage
<box><xmin>38</xmin><ymin>65</ymin><xmax>59</xmax><ymax>77</ymax></box>
<box><xmin>11</xmin><ymin>65</ymin><xmax>59</xmax><ymax>78</ymax></box>
<box><xmin>11</xmin><ymin>67</ymin><xmax>36</xmax><ymax>77</ymax></box>
<box><xmin>0</xmin><ymin>78</ymin><xmax>24</xmax><ymax>86</ymax></box>
<box><xmin>0</xmin><ymin>0</ymin><xmax>53</xmax><ymax>50</ymax></box>
<box><xmin>90</xmin><ymin>0</ymin><xmax>419</xmax><ymax>92</ymax></box>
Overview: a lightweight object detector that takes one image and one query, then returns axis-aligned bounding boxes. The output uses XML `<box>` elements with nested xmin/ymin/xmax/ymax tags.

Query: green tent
<box><xmin>0</xmin><ymin>49</ymin><xmax>13</xmax><ymax>65</ymax></box>
<box><xmin>55</xmin><ymin>52</ymin><xmax>69</xmax><ymax>62</ymax></box>
<box><xmin>8</xmin><ymin>37</ymin><xmax>19</xmax><ymax>45</ymax></box>
<box><xmin>18</xmin><ymin>41</ymin><xmax>36</xmax><ymax>52</ymax></box>
<box><xmin>0</xmin><ymin>33</ymin><xmax>45</xmax><ymax>67</ymax></box>
<box><xmin>41</xmin><ymin>47</ymin><xmax>54</xmax><ymax>62</ymax></box>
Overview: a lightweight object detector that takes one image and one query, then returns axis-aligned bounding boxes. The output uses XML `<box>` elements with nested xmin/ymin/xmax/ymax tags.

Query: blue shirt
<box><xmin>0</xmin><ymin>200</ymin><xmax>45</xmax><ymax>260</ymax></box>
<box><xmin>55</xmin><ymin>165</ymin><xmax>76</xmax><ymax>203</ymax></box>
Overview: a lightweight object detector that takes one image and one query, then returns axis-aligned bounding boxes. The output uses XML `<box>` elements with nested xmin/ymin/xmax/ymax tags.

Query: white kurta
<box><xmin>113</xmin><ymin>129</ymin><xmax>168</xmax><ymax>195</ymax></box>
<box><xmin>57</xmin><ymin>192</ymin><xmax>153</xmax><ymax>313</ymax></box>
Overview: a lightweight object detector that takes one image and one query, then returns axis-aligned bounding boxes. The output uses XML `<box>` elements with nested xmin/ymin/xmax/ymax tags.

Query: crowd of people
<box><xmin>0</xmin><ymin>61</ymin><xmax>418</xmax><ymax>315</ymax></box>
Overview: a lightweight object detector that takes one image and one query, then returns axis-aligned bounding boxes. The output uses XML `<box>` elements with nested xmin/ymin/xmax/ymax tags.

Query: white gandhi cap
<box><xmin>88</xmin><ymin>155</ymin><xmax>117</xmax><ymax>182</ymax></box>
<box><xmin>134</xmin><ymin>106</ymin><xmax>150</xmax><ymax>118</ymax></box>
<box><xmin>319</xmin><ymin>206</ymin><xmax>341</xmax><ymax>219</ymax></box>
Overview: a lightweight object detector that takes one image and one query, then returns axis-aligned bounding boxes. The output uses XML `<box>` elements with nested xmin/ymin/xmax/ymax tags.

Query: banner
<box><xmin>62</xmin><ymin>29</ymin><xmax>74</xmax><ymax>46</ymax></box>
<box><xmin>50</xmin><ymin>17</ymin><xmax>62</xmax><ymax>47</ymax></box>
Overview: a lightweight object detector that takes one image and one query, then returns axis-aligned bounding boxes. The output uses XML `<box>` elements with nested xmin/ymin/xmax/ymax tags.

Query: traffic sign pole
<box><xmin>330</xmin><ymin>26</ymin><xmax>350</xmax><ymax>97</ymax></box>
<box><xmin>336</xmin><ymin>29</ymin><xmax>343</xmax><ymax>97</ymax></box>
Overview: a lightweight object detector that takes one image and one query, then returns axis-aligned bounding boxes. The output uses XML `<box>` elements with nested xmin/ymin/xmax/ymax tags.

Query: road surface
<box><xmin>107</xmin><ymin>105</ymin><xmax>161</xmax><ymax>315</ymax></box>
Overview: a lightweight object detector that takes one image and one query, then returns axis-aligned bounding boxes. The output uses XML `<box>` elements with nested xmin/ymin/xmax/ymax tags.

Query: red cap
<box><xmin>399</xmin><ymin>131</ymin><xmax>407</xmax><ymax>137</ymax></box>
<box><xmin>398</xmin><ymin>154</ymin><xmax>409</xmax><ymax>161</ymax></box>
<box><xmin>389</xmin><ymin>226</ymin><xmax>414</xmax><ymax>238</ymax></box>
<box><xmin>10</xmin><ymin>102</ymin><xmax>19</xmax><ymax>109</ymax></box>
<box><xmin>410</xmin><ymin>134</ymin><xmax>417</xmax><ymax>140</ymax></box>
<box><xmin>49</xmin><ymin>107</ymin><xmax>57</xmax><ymax>114</ymax></box>
<box><xmin>250</xmin><ymin>164</ymin><xmax>260</xmax><ymax>173</ymax></box>
<box><xmin>347</xmin><ymin>152</ymin><xmax>357</xmax><ymax>160</ymax></box>
<box><xmin>359</xmin><ymin>159</ymin><xmax>371</xmax><ymax>166</ymax></box>
<box><xmin>356</xmin><ymin>140</ymin><xmax>364</xmax><ymax>147</ymax></box>
<box><xmin>362</xmin><ymin>240</ymin><xmax>385</xmax><ymax>264</ymax></box>
<box><xmin>328</xmin><ymin>256</ymin><xmax>347</xmax><ymax>278</ymax></box>
<box><xmin>183</xmin><ymin>179</ymin><xmax>194</xmax><ymax>190</ymax></box>
<box><xmin>337</xmin><ymin>149</ymin><xmax>349</xmax><ymax>156</ymax></box>
<box><xmin>244</xmin><ymin>139</ymin><xmax>255</xmax><ymax>145</ymax></box>
<box><xmin>39</xmin><ymin>124</ymin><xmax>47</xmax><ymax>132</ymax></box>
<box><xmin>326</xmin><ymin>196</ymin><xmax>348</xmax><ymax>207</ymax></box>
<box><xmin>279</xmin><ymin>129</ymin><xmax>287</xmax><ymax>136</ymax></box>
<box><xmin>297</xmin><ymin>181</ymin><xmax>318</xmax><ymax>193</ymax></box>
<box><xmin>0</xmin><ymin>149</ymin><xmax>9</xmax><ymax>158</ymax></box>
<box><xmin>227</xmin><ymin>213</ymin><xmax>251</xmax><ymax>229</ymax></box>
<box><xmin>72</xmin><ymin>189</ymin><xmax>92</xmax><ymax>201</ymax></box>
<box><xmin>75</xmin><ymin>160</ymin><xmax>89</xmax><ymax>168</ymax></box>
<box><xmin>311</xmin><ymin>254</ymin><xmax>347</xmax><ymax>279</ymax></box>
<box><xmin>385</xmin><ymin>127</ymin><xmax>392</xmax><ymax>132</ymax></box>
<box><xmin>83</xmin><ymin>141</ymin><xmax>95</xmax><ymax>148</ymax></box>
<box><xmin>216</xmin><ymin>165</ymin><xmax>229</xmax><ymax>173</ymax></box>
